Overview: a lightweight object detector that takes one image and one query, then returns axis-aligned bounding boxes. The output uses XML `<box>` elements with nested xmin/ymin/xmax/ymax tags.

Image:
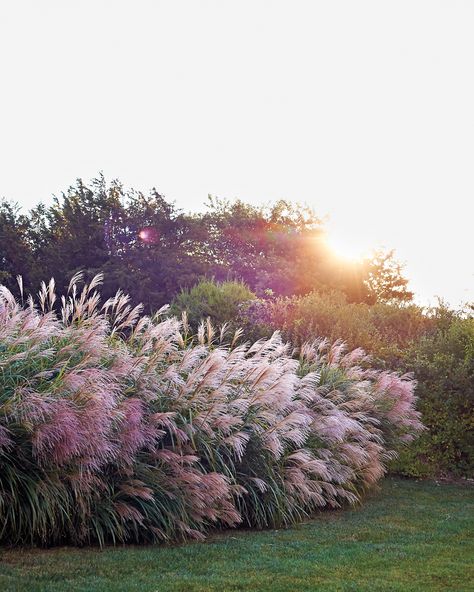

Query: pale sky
<box><xmin>1</xmin><ymin>1</ymin><xmax>473</xmax><ymax>306</ymax></box>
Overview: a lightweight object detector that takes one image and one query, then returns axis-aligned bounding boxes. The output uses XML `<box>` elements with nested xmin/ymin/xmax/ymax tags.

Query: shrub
<box><xmin>170</xmin><ymin>279</ymin><xmax>255</xmax><ymax>330</ymax></box>
<box><xmin>238</xmin><ymin>291</ymin><xmax>473</xmax><ymax>477</ymax></box>
<box><xmin>0</xmin><ymin>275</ymin><xmax>422</xmax><ymax>546</ymax></box>
<box><xmin>238</xmin><ymin>291</ymin><xmax>435</xmax><ymax>367</ymax></box>
<box><xmin>392</xmin><ymin>317</ymin><xmax>474</xmax><ymax>477</ymax></box>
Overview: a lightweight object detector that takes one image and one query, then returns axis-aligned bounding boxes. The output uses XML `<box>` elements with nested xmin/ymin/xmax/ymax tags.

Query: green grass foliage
<box><xmin>1</xmin><ymin>478</ymin><xmax>473</xmax><ymax>592</ymax></box>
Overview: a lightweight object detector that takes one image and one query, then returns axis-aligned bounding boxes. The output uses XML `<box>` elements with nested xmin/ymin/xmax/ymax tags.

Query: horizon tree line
<box><xmin>0</xmin><ymin>174</ymin><xmax>413</xmax><ymax>312</ymax></box>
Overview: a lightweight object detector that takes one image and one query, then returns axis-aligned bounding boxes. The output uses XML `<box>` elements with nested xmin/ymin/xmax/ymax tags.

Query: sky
<box><xmin>1</xmin><ymin>1</ymin><xmax>473</xmax><ymax>307</ymax></box>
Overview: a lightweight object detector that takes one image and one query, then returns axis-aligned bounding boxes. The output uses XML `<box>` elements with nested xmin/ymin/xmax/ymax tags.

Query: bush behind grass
<box><xmin>392</xmin><ymin>317</ymin><xmax>474</xmax><ymax>477</ymax></box>
<box><xmin>170</xmin><ymin>279</ymin><xmax>255</xmax><ymax>330</ymax></box>
<box><xmin>235</xmin><ymin>290</ymin><xmax>474</xmax><ymax>478</ymax></box>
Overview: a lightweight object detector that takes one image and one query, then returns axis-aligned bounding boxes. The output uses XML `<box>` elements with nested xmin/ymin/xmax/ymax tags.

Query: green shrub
<box><xmin>392</xmin><ymin>317</ymin><xmax>474</xmax><ymax>477</ymax></box>
<box><xmin>238</xmin><ymin>291</ymin><xmax>435</xmax><ymax>366</ymax></box>
<box><xmin>238</xmin><ymin>292</ymin><xmax>473</xmax><ymax>477</ymax></box>
<box><xmin>170</xmin><ymin>279</ymin><xmax>255</xmax><ymax>330</ymax></box>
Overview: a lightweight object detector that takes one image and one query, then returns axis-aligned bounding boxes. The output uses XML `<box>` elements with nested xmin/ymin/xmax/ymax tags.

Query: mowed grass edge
<box><xmin>1</xmin><ymin>478</ymin><xmax>473</xmax><ymax>592</ymax></box>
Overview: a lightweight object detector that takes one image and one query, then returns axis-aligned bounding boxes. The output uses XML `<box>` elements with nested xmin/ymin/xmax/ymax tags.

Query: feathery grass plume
<box><xmin>0</xmin><ymin>274</ymin><xmax>423</xmax><ymax>546</ymax></box>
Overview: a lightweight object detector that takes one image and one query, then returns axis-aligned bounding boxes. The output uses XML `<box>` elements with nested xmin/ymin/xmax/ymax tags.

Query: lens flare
<box><xmin>138</xmin><ymin>227</ymin><xmax>159</xmax><ymax>244</ymax></box>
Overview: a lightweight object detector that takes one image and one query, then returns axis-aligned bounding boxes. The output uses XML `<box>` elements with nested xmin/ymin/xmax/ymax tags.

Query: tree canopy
<box><xmin>0</xmin><ymin>175</ymin><xmax>412</xmax><ymax>310</ymax></box>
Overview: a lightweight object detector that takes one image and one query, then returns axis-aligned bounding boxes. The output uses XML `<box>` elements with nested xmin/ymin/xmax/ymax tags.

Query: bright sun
<box><xmin>325</xmin><ymin>233</ymin><xmax>372</xmax><ymax>262</ymax></box>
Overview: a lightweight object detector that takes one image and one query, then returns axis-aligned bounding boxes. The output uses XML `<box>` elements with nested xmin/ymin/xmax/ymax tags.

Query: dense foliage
<box><xmin>236</xmin><ymin>291</ymin><xmax>435</xmax><ymax>365</ymax></box>
<box><xmin>230</xmin><ymin>289</ymin><xmax>473</xmax><ymax>477</ymax></box>
<box><xmin>0</xmin><ymin>276</ymin><xmax>422</xmax><ymax>546</ymax></box>
<box><xmin>1</xmin><ymin>175</ymin><xmax>469</xmax><ymax>486</ymax></box>
<box><xmin>393</xmin><ymin>317</ymin><xmax>474</xmax><ymax>477</ymax></box>
<box><xmin>0</xmin><ymin>176</ymin><xmax>412</xmax><ymax>311</ymax></box>
<box><xmin>169</xmin><ymin>280</ymin><xmax>255</xmax><ymax>330</ymax></box>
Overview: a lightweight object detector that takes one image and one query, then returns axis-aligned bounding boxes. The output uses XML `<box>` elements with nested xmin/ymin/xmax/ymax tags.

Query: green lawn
<box><xmin>1</xmin><ymin>478</ymin><xmax>473</xmax><ymax>592</ymax></box>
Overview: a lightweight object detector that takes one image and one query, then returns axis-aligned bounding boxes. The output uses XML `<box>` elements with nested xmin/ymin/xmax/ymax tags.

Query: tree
<box><xmin>363</xmin><ymin>249</ymin><xmax>413</xmax><ymax>304</ymax></box>
<box><xmin>0</xmin><ymin>199</ymin><xmax>34</xmax><ymax>290</ymax></box>
<box><xmin>200</xmin><ymin>197</ymin><xmax>342</xmax><ymax>296</ymax></box>
<box><xmin>20</xmin><ymin>176</ymin><xmax>210</xmax><ymax>311</ymax></box>
<box><xmin>0</xmin><ymin>175</ymin><xmax>414</xmax><ymax>309</ymax></box>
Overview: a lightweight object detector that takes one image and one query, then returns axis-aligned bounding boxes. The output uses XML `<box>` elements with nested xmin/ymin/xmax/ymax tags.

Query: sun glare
<box><xmin>326</xmin><ymin>233</ymin><xmax>372</xmax><ymax>262</ymax></box>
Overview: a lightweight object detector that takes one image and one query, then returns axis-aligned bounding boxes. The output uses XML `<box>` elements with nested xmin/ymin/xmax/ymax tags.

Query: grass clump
<box><xmin>0</xmin><ymin>275</ymin><xmax>422</xmax><ymax>546</ymax></box>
